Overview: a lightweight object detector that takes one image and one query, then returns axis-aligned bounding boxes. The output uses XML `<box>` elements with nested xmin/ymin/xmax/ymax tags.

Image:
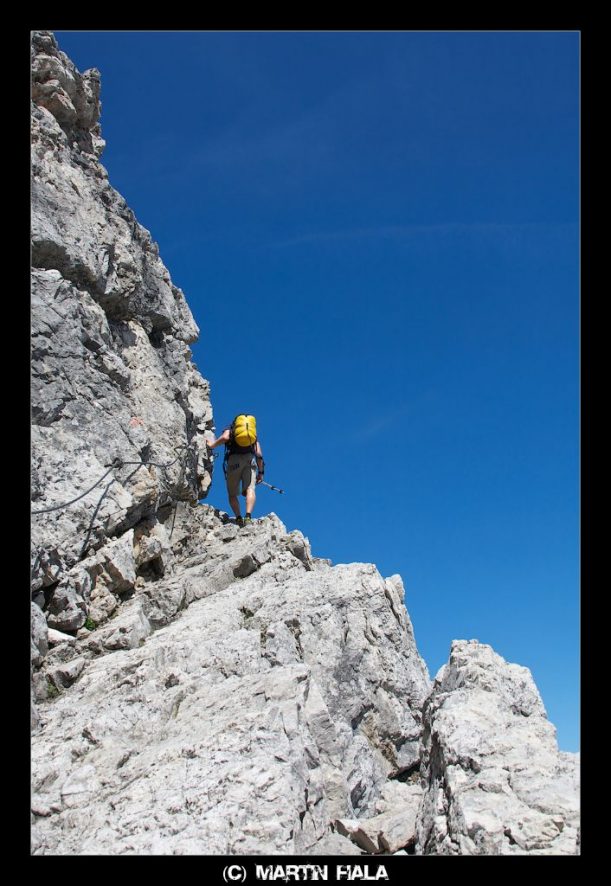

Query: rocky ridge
<box><xmin>417</xmin><ymin>641</ymin><xmax>580</xmax><ymax>855</ymax></box>
<box><xmin>30</xmin><ymin>31</ymin><xmax>579</xmax><ymax>856</ymax></box>
<box><xmin>32</xmin><ymin>505</ymin><xmax>431</xmax><ymax>855</ymax></box>
<box><xmin>31</xmin><ymin>29</ymin><xmax>213</xmax><ymax>637</ymax></box>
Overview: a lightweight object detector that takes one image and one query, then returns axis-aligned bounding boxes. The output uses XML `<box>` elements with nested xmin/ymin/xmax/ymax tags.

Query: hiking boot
<box><xmin>243</xmin><ymin>515</ymin><xmax>253</xmax><ymax>526</ymax></box>
<box><xmin>235</xmin><ymin>516</ymin><xmax>244</xmax><ymax>527</ymax></box>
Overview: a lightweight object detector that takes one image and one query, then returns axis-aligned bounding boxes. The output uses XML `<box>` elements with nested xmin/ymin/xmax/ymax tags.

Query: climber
<box><xmin>206</xmin><ymin>414</ymin><xmax>264</xmax><ymax>527</ymax></box>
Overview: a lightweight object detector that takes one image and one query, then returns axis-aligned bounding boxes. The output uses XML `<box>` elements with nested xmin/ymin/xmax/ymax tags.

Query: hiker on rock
<box><xmin>207</xmin><ymin>414</ymin><xmax>264</xmax><ymax>526</ymax></box>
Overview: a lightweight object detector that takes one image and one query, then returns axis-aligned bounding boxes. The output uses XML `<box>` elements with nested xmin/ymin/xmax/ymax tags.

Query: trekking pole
<box><xmin>261</xmin><ymin>480</ymin><xmax>285</xmax><ymax>494</ymax></box>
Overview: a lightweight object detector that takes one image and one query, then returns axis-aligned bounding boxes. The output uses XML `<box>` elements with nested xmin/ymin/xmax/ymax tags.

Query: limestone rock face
<box><xmin>416</xmin><ymin>640</ymin><xmax>580</xmax><ymax>855</ymax></box>
<box><xmin>31</xmin><ymin>508</ymin><xmax>431</xmax><ymax>855</ymax></box>
<box><xmin>31</xmin><ymin>30</ymin><xmax>214</xmax><ymax>634</ymax></box>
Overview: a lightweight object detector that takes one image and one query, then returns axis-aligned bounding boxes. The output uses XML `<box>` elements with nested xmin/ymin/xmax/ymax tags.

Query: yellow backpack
<box><xmin>231</xmin><ymin>414</ymin><xmax>257</xmax><ymax>448</ymax></box>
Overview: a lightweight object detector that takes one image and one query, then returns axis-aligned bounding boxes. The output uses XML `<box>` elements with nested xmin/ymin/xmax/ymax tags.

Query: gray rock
<box><xmin>32</xmin><ymin>669</ymin><xmax>53</xmax><ymax>702</ymax></box>
<box><xmin>134</xmin><ymin>517</ymin><xmax>171</xmax><ymax>575</ymax></box>
<box><xmin>334</xmin><ymin>819</ymin><xmax>380</xmax><ymax>854</ymax></box>
<box><xmin>47</xmin><ymin>628</ymin><xmax>77</xmax><ymax>646</ymax></box>
<box><xmin>94</xmin><ymin>531</ymin><xmax>137</xmax><ymax>594</ymax></box>
<box><xmin>335</xmin><ymin>783</ymin><xmax>422</xmax><ymax>854</ymax></box>
<box><xmin>86</xmin><ymin>580</ymin><xmax>119</xmax><ymax>626</ymax></box>
<box><xmin>31</xmin><ymin>602</ymin><xmax>48</xmax><ymax>666</ymax></box>
<box><xmin>374</xmin><ymin>780</ymin><xmax>422</xmax><ymax>815</ymax></box>
<box><xmin>305</xmin><ymin>832</ymin><xmax>364</xmax><ymax>855</ymax></box>
<box><xmin>31</xmin><ymin>29</ymin><xmax>214</xmax><ymax>636</ymax></box>
<box><xmin>31</xmin><ymin>694</ymin><xmax>41</xmax><ymax>731</ymax></box>
<box><xmin>82</xmin><ymin>600</ymin><xmax>152</xmax><ymax>653</ymax></box>
<box><xmin>30</xmin><ymin>508</ymin><xmax>431</xmax><ymax>855</ymax></box>
<box><xmin>416</xmin><ymin>640</ymin><xmax>580</xmax><ymax>855</ymax></box>
<box><xmin>47</xmin><ymin>656</ymin><xmax>86</xmax><ymax>690</ymax></box>
<box><xmin>45</xmin><ymin>578</ymin><xmax>87</xmax><ymax>632</ymax></box>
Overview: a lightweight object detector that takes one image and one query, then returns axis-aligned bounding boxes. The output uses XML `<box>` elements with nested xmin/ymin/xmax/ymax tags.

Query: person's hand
<box><xmin>256</xmin><ymin>473</ymin><xmax>263</xmax><ymax>485</ymax></box>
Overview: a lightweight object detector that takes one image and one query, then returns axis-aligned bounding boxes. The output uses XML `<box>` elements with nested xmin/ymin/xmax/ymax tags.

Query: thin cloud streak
<box><xmin>266</xmin><ymin>221</ymin><xmax>577</xmax><ymax>250</ymax></box>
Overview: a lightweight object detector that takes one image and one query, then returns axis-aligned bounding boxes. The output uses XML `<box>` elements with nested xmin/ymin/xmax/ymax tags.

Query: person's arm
<box><xmin>207</xmin><ymin>429</ymin><xmax>230</xmax><ymax>449</ymax></box>
<box><xmin>255</xmin><ymin>441</ymin><xmax>265</xmax><ymax>483</ymax></box>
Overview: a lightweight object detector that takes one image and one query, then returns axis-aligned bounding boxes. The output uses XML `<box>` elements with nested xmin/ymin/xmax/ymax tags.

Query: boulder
<box><xmin>416</xmin><ymin>640</ymin><xmax>580</xmax><ymax>855</ymax></box>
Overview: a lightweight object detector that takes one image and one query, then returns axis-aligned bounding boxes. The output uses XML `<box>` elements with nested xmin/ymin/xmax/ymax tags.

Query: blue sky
<box><xmin>54</xmin><ymin>31</ymin><xmax>580</xmax><ymax>751</ymax></box>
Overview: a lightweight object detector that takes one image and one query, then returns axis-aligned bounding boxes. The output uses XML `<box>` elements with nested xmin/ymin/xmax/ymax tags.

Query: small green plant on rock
<box><xmin>84</xmin><ymin>617</ymin><xmax>96</xmax><ymax>631</ymax></box>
